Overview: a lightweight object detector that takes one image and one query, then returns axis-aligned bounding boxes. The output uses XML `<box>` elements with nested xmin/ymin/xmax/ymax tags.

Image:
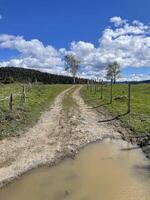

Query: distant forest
<box><xmin>0</xmin><ymin>67</ymin><xmax>88</xmax><ymax>84</ymax></box>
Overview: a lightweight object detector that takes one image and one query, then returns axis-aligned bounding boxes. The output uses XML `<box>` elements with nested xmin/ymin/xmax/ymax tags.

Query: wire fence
<box><xmin>87</xmin><ymin>80</ymin><xmax>131</xmax><ymax>114</ymax></box>
<box><xmin>0</xmin><ymin>84</ymin><xmax>32</xmax><ymax>112</ymax></box>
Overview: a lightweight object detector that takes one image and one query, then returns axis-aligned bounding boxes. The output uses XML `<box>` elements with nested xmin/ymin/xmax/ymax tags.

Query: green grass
<box><xmin>0</xmin><ymin>83</ymin><xmax>70</xmax><ymax>139</ymax></box>
<box><xmin>81</xmin><ymin>83</ymin><xmax>150</xmax><ymax>135</ymax></box>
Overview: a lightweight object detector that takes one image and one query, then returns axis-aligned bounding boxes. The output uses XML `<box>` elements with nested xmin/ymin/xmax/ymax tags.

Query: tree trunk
<box><xmin>110</xmin><ymin>79</ymin><xmax>113</xmax><ymax>104</ymax></box>
<box><xmin>127</xmin><ymin>82</ymin><xmax>131</xmax><ymax>113</ymax></box>
<box><xmin>73</xmin><ymin>77</ymin><xmax>76</xmax><ymax>84</ymax></box>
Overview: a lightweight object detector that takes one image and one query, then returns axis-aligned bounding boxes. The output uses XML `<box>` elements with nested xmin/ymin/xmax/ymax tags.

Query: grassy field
<box><xmin>81</xmin><ymin>83</ymin><xmax>150</xmax><ymax>135</ymax></box>
<box><xmin>0</xmin><ymin>83</ymin><xmax>70</xmax><ymax>139</ymax></box>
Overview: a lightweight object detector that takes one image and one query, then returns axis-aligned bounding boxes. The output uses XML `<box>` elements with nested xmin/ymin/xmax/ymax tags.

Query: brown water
<box><xmin>0</xmin><ymin>139</ymin><xmax>150</xmax><ymax>200</ymax></box>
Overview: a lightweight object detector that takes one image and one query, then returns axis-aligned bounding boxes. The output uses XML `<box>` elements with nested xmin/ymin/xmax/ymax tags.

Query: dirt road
<box><xmin>0</xmin><ymin>85</ymin><xmax>122</xmax><ymax>188</ymax></box>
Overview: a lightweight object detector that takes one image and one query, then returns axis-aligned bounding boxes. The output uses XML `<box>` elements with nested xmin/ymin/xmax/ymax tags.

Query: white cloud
<box><xmin>1</xmin><ymin>17</ymin><xmax>150</xmax><ymax>81</ymax></box>
<box><xmin>0</xmin><ymin>34</ymin><xmax>65</xmax><ymax>75</ymax></box>
<box><xmin>110</xmin><ymin>16</ymin><xmax>127</xmax><ymax>27</ymax></box>
<box><xmin>64</xmin><ymin>17</ymin><xmax>150</xmax><ymax>80</ymax></box>
<box><xmin>118</xmin><ymin>73</ymin><xmax>150</xmax><ymax>82</ymax></box>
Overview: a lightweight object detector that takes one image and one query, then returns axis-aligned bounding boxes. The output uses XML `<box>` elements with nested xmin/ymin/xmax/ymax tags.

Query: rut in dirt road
<box><xmin>0</xmin><ymin>85</ymin><xmax>121</xmax><ymax>188</ymax></box>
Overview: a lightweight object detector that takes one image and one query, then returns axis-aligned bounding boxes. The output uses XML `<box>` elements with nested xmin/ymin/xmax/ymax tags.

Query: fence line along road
<box><xmin>0</xmin><ymin>93</ymin><xmax>22</xmax><ymax>102</ymax></box>
<box><xmin>87</xmin><ymin>80</ymin><xmax>131</xmax><ymax>114</ymax></box>
<box><xmin>0</xmin><ymin>85</ymin><xmax>28</xmax><ymax>111</ymax></box>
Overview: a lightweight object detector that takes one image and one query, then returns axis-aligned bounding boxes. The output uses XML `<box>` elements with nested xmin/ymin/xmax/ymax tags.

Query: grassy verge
<box><xmin>0</xmin><ymin>83</ymin><xmax>71</xmax><ymax>139</ymax></box>
<box><xmin>81</xmin><ymin>84</ymin><xmax>150</xmax><ymax>136</ymax></box>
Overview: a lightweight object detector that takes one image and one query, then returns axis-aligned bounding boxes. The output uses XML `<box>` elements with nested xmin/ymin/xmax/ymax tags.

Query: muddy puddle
<box><xmin>0</xmin><ymin>138</ymin><xmax>150</xmax><ymax>200</ymax></box>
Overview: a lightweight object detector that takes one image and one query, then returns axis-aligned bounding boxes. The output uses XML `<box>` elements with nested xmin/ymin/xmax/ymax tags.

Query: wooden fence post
<box><xmin>28</xmin><ymin>82</ymin><xmax>32</xmax><ymax>91</ymax></box>
<box><xmin>22</xmin><ymin>85</ymin><xmax>26</xmax><ymax>104</ymax></box>
<box><xmin>110</xmin><ymin>79</ymin><xmax>113</xmax><ymax>104</ymax></box>
<box><xmin>92</xmin><ymin>80</ymin><xmax>94</xmax><ymax>91</ymax></box>
<box><xmin>101</xmin><ymin>80</ymin><xmax>103</xmax><ymax>99</ymax></box>
<box><xmin>35</xmin><ymin>77</ymin><xmax>38</xmax><ymax>85</ymax></box>
<box><xmin>99</xmin><ymin>79</ymin><xmax>101</xmax><ymax>93</ymax></box>
<box><xmin>89</xmin><ymin>80</ymin><xmax>92</xmax><ymax>92</ymax></box>
<box><xmin>127</xmin><ymin>82</ymin><xmax>131</xmax><ymax>113</ymax></box>
<box><xmin>9</xmin><ymin>93</ymin><xmax>13</xmax><ymax>111</ymax></box>
<box><xmin>87</xmin><ymin>80</ymin><xmax>89</xmax><ymax>90</ymax></box>
<box><xmin>94</xmin><ymin>80</ymin><xmax>97</xmax><ymax>93</ymax></box>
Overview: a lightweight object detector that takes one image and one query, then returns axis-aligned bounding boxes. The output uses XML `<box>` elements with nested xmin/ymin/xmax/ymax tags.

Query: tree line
<box><xmin>0</xmin><ymin>67</ymin><xmax>88</xmax><ymax>84</ymax></box>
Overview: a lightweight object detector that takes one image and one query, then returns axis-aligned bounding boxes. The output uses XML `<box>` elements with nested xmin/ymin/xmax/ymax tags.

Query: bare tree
<box><xmin>64</xmin><ymin>54</ymin><xmax>80</xmax><ymax>84</ymax></box>
<box><xmin>106</xmin><ymin>61</ymin><xmax>120</xmax><ymax>84</ymax></box>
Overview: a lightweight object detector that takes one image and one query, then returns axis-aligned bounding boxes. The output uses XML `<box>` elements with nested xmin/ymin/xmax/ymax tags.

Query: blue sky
<box><xmin>0</xmin><ymin>0</ymin><xmax>150</xmax><ymax>80</ymax></box>
<box><xmin>1</xmin><ymin>0</ymin><xmax>150</xmax><ymax>47</ymax></box>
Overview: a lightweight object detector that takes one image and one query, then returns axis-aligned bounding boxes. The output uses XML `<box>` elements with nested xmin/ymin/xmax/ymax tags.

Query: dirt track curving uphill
<box><xmin>0</xmin><ymin>85</ymin><xmax>123</xmax><ymax>188</ymax></box>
